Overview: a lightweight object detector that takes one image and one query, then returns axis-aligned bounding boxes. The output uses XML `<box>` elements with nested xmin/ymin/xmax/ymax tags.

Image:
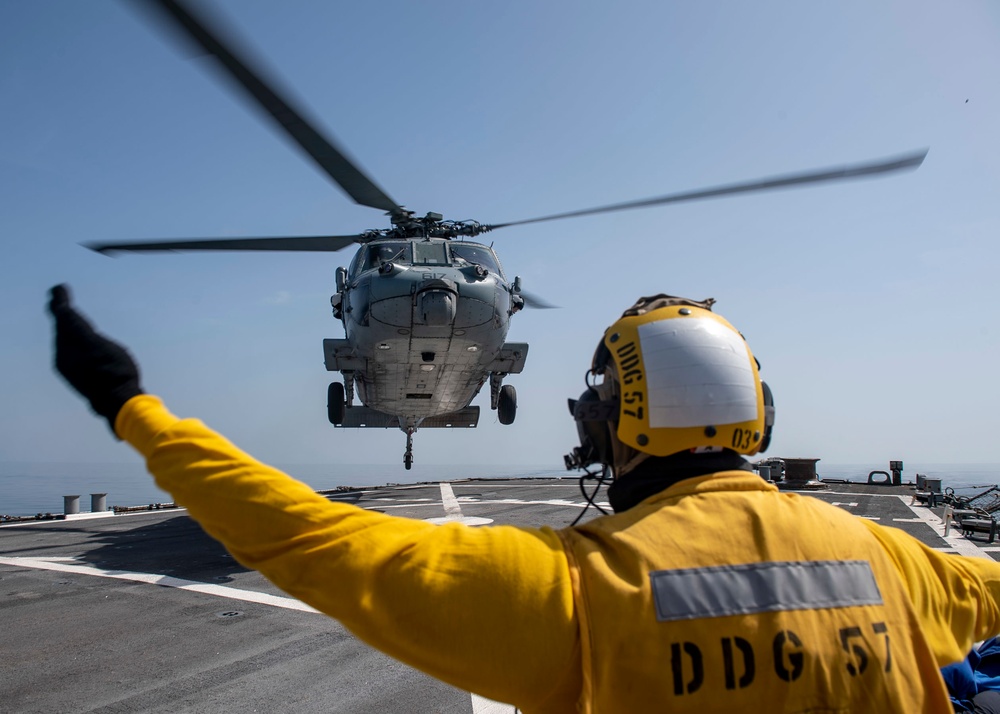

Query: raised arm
<box><xmin>48</xmin><ymin>285</ymin><xmax>581</xmax><ymax>711</ymax></box>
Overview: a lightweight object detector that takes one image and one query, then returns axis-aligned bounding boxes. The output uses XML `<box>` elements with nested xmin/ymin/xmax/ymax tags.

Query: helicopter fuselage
<box><xmin>324</xmin><ymin>238</ymin><xmax>527</xmax><ymax>433</ymax></box>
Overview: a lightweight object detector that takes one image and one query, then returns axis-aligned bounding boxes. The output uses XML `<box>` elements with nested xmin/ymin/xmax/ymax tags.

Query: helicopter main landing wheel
<box><xmin>327</xmin><ymin>382</ymin><xmax>346</xmax><ymax>425</ymax></box>
<box><xmin>498</xmin><ymin>384</ymin><xmax>517</xmax><ymax>425</ymax></box>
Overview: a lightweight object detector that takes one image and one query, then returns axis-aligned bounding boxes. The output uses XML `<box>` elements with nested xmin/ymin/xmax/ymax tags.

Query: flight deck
<box><xmin>1</xmin><ymin>477</ymin><xmax>993</xmax><ymax>713</ymax></box>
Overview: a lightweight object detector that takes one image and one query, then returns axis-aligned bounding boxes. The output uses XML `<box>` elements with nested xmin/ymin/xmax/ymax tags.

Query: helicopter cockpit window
<box><xmin>450</xmin><ymin>243</ymin><xmax>503</xmax><ymax>277</ymax></box>
<box><xmin>412</xmin><ymin>242</ymin><xmax>448</xmax><ymax>266</ymax></box>
<box><xmin>361</xmin><ymin>243</ymin><xmax>410</xmax><ymax>272</ymax></box>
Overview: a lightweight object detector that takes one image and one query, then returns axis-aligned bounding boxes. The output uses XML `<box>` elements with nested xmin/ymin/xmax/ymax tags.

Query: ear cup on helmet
<box><xmin>759</xmin><ymin>381</ymin><xmax>775</xmax><ymax>453</ymax></box>
<box><xmin>565</xmin><ymin>389</ymin><xmax>616</xmax><ymax>469</ymax></box>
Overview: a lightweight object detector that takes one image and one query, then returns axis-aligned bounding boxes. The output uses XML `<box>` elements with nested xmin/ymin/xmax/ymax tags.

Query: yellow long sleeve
<box><xmin>862</xmin><ymin>518</ymin><xmax>1000</xmax><ymax>666</ymax></box>
<box><xmin>115</xmin><ymin>395</ymin><xmax>1000</xmax><ymax>712</ymax></box>
<box><xmin>117</xmin><ymin>394</ymin><xmax>582</xmax><ymax>712</ymax></box>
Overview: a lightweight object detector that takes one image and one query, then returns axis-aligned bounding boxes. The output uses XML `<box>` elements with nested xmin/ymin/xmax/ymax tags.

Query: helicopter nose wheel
<box><xmin>404</xmin><ymin>429</ymin><xmax>414</xmax><ymax>470</ymax></box>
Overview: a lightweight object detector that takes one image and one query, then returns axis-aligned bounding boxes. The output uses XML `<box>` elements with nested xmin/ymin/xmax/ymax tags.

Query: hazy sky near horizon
<box><xmin>1</xmin><ymin>0</ymin><xmax>998</xmax><ymax>472</ymax></box>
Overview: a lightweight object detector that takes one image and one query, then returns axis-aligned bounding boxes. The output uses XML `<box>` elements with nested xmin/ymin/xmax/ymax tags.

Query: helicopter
<box><xmin>88</xmin><ymin>0</ymin><xmax>927</xmax><ymax>469</ymax></box>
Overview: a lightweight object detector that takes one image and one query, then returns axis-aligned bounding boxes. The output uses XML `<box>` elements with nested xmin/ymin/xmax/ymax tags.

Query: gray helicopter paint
<box><xmin>327</xmin><ymin>239</ymin><xmax>526</xmax><ymax>431</ymax></box>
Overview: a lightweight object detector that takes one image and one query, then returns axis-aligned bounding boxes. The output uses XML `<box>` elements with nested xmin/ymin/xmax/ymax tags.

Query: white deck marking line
<box><xmin>441</xmin><ymin>483</ymin><xmax>464</xmax><ymax>518</ymax></box>
<box><xmin>0</xmin><ymin>556</ymin><xmax>319</xmax><ymax>613</ymax></box>
<box><xmin>3</xmin><ymin>555</ymin><xmax>517</xmax><ymax>711</ymax></box>
<box><xmin>823</xmin><ymin>490</ymin><xmax>904</xmax><ymax>498</ymax></box>
<box><xmin>376</xmin><ymin>498</ymin><xmax>599</xmax><ymax>511</ymax></box>
<box><xmin>470</xmin><ymin>692</ymin><xmax>517</xmax><ymax>713</ymax></box>
<box><xmin>0</xmin><ymin>507</ymin><xmax>191</xmax><ymax>528</ymax></box>
<box><xmin>63</xmin><ymin>511</ymin><xmax>117</xmax><ymax>521</ymax></box>
<box><xmin>16</xmin><ymin>555</ymin><xmax>79</xmax><ymax>562</ymax></box>
<box><xmin>450</xmin><ymin>483</ymin><xmax>576</xmax><ymax>488</ymax></box>
<box><xmin>365</xmin><ymin>498</ymin><xmax>434</xmax><ymax>502</ymax></box>
<box><xmin>898</xmin><ymin>496</ymin><xmax>991</xmax><ymax>559</ymax></box>
<box><xmin>424</xmin><ymin>484</ymin><xmax>493</xmax><ymax>526</ymax></box>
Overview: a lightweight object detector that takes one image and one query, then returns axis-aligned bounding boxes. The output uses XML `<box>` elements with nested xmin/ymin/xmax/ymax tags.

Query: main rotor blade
<box><xmin>136</xmin><ymin>0</ymin><xmax>401</xmax><ymax>214</ymax></box>
<box><xmin>488</xmin><ymin>149</ymin><xmax>928</xmax><ymax>231</ymax></box>
<box><xmin>87</xmin><ymin>235</ymin><xmax>365</xmax><ymax>255</ymax></box>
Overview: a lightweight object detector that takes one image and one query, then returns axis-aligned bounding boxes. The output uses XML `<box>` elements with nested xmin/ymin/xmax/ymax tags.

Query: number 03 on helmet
<box><xmin>573</xmin><ymin>295</ymin><xmax>775</xmax><ymax>468</ymax></box>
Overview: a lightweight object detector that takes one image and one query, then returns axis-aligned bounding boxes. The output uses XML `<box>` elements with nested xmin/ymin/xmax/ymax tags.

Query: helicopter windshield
<box><xmin>412</xmin><ymin>242</ymin><xmax>448</xmax><ymax>266</ymax></box>
<box><xmin>361</xmin><ymin>242</ymin><xmax>411</xmax><ymax>272</ymax></box>
<box><xmin>450</xmin><ymin>243</ymin><xmax>503</xmax><ymax>277</ymax></box>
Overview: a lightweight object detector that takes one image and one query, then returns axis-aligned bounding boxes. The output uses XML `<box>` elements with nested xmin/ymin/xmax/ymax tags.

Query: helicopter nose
<box><xmin>419</xmin><ymin>289</ymin><xmax>456</xmax><ymax>326</ymax></box>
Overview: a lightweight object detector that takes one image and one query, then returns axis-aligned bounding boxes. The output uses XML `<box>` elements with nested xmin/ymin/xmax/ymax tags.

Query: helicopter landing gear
<box><xmin>404</xmin><ymin>428</ymin><xmax>415</xmax><ymax>470</ymax></box>
<box><xmin>489</xmin><ymin>373</ymin><xmax>505</xmax><ymax>410</ymax></box>
<box><xmin>490</xmin><ymin>373</ymin><xmax>517</xmax><ymax>425</ymax></box>
<box><xmin>327</xmin><ymin>382</ymin><xmax>345</xmax><ymax>425</ymax></box>
<box><xmin>498</xmin><ymin>384</ymin><xmax>517</xmax><ymax>425</ymax></box>
<box><xmin>341</xmin><ymin>371</ymin><xmax>355</xmax><ymax>407</ymax></box>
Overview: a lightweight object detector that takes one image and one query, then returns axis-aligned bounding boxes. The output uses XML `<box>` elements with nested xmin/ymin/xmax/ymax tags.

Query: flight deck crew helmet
<box><xmin>565</xmin><ymin>294</ymin><xmax>774</xmax><ymax>476</ymax></box>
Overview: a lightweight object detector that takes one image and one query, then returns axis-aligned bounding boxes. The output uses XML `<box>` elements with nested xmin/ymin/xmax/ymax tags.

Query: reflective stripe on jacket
<box><xmin>558</xmin><ymin>472</ymin><xmax>981</xmax><ymax>712</ymax></box>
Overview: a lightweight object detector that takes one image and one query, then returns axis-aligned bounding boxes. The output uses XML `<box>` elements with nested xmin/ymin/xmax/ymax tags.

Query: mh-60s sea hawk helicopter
<box><xmin>89</xmin><ymin>0</ymin><xmax>926</xmax><ymax>469</ymax></box>
<box><xmin>322</xmin><ymin>232</ymin><xmax>536</xmax><ymax>471</ymax></box>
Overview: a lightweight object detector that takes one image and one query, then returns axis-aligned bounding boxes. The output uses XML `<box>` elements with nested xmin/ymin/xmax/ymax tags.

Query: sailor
<box><xmin>48</xmin><ymin>285</ymin><xmax>1000</xmax><ymax>712</ymax></box>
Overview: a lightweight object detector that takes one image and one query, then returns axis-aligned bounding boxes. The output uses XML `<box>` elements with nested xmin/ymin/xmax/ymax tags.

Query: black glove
<box><xmin>48</xmin><ymin>284</ymin><xmax>144</xmax><ymax>433</ymax></box>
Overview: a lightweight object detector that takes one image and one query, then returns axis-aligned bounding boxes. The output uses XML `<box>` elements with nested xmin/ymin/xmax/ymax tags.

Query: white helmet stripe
<box><xmin>638</xmin><ymin>317</ymin><xmax>758</xmax><ymax>428</ymax></box>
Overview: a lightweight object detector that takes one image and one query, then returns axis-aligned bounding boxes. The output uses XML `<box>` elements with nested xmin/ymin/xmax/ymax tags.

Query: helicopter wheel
<box><xmin>498</xmin><ymin>384</ymin><xmax>517</xmax><ymax>425</ymax></box>
<box><xmin>327</xmin><ymin>382</ymin><xmax>346</xmax><ymax>425</ymax></box>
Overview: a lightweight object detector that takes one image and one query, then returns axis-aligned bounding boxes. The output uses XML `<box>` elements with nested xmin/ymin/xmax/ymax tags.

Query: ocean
<box><xmin>2</xmin><ymin>460</ymin><xmax>998</xmax><ymax>518</ymax></box>
<box><xmin>0</xmin><ymin>461</ymin><xmax>569</xmax><ymax>517</ymax></box>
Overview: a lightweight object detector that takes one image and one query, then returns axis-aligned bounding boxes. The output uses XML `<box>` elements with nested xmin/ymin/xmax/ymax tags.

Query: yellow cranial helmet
<box><xmin>567</xmin><ymin>295</ymin><xmax>773</xmax><ymax>471</ymax></box>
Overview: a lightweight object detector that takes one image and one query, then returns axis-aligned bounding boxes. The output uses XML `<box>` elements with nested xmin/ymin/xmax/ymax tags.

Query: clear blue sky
<box><xmin>1</xmin><ymin>0</ymin><xmax>998</xmax><ymax>471</ymax></box>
